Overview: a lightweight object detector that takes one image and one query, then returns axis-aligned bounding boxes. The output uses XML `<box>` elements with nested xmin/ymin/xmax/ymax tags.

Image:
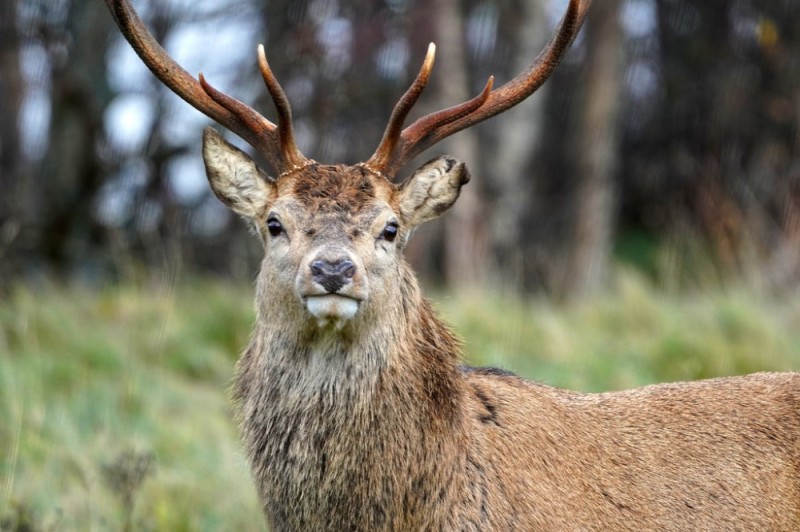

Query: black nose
<box><xmin>310</xmin><ymin>259</ymin><xmax>356</xmax><ymax>293</ymax></box>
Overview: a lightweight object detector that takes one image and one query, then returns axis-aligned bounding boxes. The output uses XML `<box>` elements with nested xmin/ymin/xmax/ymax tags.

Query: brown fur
<box><xmin>291</xmin><ymin>164</ymin><xmax>379</xmax><ymax>214</ymax></box>
<box><xmin>201</xmin><ymin>133</ymin><xmax>800</xmax><ymax>530</ymax></box>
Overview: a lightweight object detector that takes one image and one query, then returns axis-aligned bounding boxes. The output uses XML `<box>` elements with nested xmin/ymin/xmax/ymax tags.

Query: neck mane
<box><xmin>233</xmin><ymin>266</ymin><xmax>469</xmax><ymax>529</ymax></box>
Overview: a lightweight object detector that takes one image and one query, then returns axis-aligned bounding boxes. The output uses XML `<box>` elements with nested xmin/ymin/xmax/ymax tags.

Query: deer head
<box><xmin>203</xmin><ymin>127</ymin><xmax>472</xmax><ymax>331</ymax></box>
<box><xmin>106</xmin><ymin>0</ymin><xmax>591</xmax><ymax>332</ymax></box>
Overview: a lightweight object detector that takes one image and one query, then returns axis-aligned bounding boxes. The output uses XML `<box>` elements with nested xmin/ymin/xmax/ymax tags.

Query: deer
<box><xmin>106</xmin><ymin>0</ymin><xmax>800</xmax><ymax>529</ymax></box>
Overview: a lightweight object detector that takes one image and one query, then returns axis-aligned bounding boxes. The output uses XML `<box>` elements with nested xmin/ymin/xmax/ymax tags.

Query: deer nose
<box><xmin>310</xmin><ymin>259</ymin><xmax>356</xmax><ymax>294</ymax></box>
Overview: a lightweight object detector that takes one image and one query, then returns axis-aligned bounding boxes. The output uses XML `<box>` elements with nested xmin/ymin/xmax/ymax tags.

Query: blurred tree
<box><xmin>31</xmin><ymin>0</ymin><xmax>116</xmax><ymax>278</ymax></box>
<box><xmin>565</xmin><ymin>0</ymin><xmax>623</xmax><ymax>297</ymax></box>
<box><xmin>0</xmin><ymin>0</ymin><xmax>26</xmax><ymax>283</ymax></box>
<box><xmin>485</xmin><ymin>0</ymin><xmax>550</xmax><ymax>287</ymax></box>
<box><xmin>621</xmin><ymin>0</ymin><xmax>800</xmax><ymax>289</ymax></box>
<box><xmin>3</xmin><ymin>0</ymin><xmax>800</xmax><ymax>296</ymax></box>
<box><xmin>436</xmin><ymin>0</ymin><xmax>489</xmax><ymax>286</ymax></box>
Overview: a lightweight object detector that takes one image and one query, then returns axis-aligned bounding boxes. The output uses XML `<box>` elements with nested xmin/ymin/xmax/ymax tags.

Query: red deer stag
<box><xmin>106</xmin><ymin>0</ymin><xmax>800</xmax><ymax>529</ymax></box>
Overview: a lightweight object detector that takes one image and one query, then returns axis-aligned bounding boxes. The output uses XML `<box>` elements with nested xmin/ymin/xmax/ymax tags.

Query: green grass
<box><xmin>440</xmin><ymin>272</ymin><xmax>800</xmax><ymax>392</ymax></box>
<box><xmin>2</xmin><ymin>272</ymin><xmax>800</xmax><ymax>529</ymax></box>
<box><xmin>0</xmin><ymin>281</ymin><xmax>261</xmax><ymax>531</ymax></box>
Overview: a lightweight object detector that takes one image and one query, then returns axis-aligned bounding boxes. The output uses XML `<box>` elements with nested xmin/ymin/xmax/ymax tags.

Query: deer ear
<box><xmin>396</xmin><ymin>156</ymin><xmax>470</xmax><ymax>227</ymax></box>
<box><xmin>202</xmin><ymin>127</ymin><xmax>275</xmax><ymax>219</ymax></box>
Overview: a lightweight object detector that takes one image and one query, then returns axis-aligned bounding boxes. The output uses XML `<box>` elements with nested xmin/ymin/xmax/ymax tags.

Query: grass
<box><xmin>0</xmin><ymin>281</ymin><xmax>260</xmax><ymax>531</ymax></box>
<box><xmin>2</xmin><ymin>271</ymin><xmax>800</xmax><ymax>529</ymax></box>
<box><xmin>441</xmin><ymin>272</ymin><xmax>800</xmax><ymax>391</ymax></box>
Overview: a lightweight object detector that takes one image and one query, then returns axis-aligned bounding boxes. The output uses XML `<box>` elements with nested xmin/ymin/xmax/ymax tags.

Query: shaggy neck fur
<box><xmin>234</xmin><ymin>263</ymin><xmax>469</xmax><ymax>530</ymax></box>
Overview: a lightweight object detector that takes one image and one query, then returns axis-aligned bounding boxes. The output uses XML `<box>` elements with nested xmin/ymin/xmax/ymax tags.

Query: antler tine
<box><xmin>197</xmin><ymin>73</ymin><xmax>282</xmax><ymax>171</ymax></box>
<box><xmin>105</xmin><ymin>0</ymin><xmax>301</xmax><ymax>175</ymax></box>
<box><xmin>369</xmin><ymin>0</ymin><xmax>592</xmax><ymax>177</ymax></box>
<box><xmin>366</xmin><ymin>43</ymin><xmax>436</xmax><ymax>172</ymax></box>
<box><xmin>257</xmin><ymin>45</ymin><xmax>309</xmax><ymax>170</ymax></box>
<box><xmin>398</xmin><ymin>75</ymin><xmax>494</xmax><ymax>146</ymax></box>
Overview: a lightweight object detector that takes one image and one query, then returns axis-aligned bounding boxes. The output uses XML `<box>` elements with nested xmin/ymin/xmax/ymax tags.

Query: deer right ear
<box><xmin>396</xmin><ymin>156</ymin><xmax>470</xmax><ymax>227</ymax></box>
<box><xmin>202</xmin><ymin>127</ymin><xmax>275</xmax><ymax>219</ymax></box>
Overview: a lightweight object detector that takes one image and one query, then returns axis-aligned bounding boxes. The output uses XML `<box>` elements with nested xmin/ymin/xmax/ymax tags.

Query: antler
<box><xmin>105</xmin><ymin>0</ymin><xmax>308</xmax><ymax>174</ymax></box>
<box><xmin>366</xmin><ymin>0</ymin><xmax>592</xmax><ymax>178</ymax></box>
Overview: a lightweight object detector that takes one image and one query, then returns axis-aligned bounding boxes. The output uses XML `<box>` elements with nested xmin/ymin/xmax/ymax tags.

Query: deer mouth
<box><xmin>304</xmin><ymin>294</ymin><xmax>361</xmax><ymax>326</ymax></box>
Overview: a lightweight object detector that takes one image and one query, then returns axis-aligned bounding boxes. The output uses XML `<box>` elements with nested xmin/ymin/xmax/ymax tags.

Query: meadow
<box><xmin>2</xmin><ymin>271</ymin><xmax>800</xmax><ymax>530</ymax></box>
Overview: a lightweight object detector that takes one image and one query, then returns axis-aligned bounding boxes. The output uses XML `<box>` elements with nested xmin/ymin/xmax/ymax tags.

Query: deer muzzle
<box><xmin>297</xmin><ymin>249</ymin><xmax>368</xmax><ymax>328</ymax></box>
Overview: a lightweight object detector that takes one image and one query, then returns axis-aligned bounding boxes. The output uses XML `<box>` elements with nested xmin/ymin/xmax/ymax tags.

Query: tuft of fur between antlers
<box><xmin>107</xmin><ymin>0</ymin><xmax>800</xmax><ymax>529</ymax></box>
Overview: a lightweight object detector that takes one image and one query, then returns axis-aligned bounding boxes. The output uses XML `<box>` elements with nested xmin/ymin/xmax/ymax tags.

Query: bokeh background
<box><xmin>2</xmin><ymin>0</ymin><xmax>800</xmax><ymax>529</ymax></box>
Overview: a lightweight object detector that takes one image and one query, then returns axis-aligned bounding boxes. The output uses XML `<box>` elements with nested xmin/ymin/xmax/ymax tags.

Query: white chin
<box><xmin>305</xmin><ymin>295</ymin><xmax>359</xmax><ymax>327</ymax></box>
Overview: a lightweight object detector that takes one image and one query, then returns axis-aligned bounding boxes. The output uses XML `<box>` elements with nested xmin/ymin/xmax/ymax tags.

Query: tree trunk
<box><xmin>435</xmin><ymin>0</ymin><xmax>488</xmax><ymax>288</ymax></box>
<box><xmin>35</xmin><ymin>0</ymin><xmax>115</xmax><ymax>276</ymax></box>
<box><xmin>487</xmin><ymin>0</ymin><xmax>549</xmax><ymax>288</ymax></box>
<box><xmin>564</xmin><ymin>1</ymin><xmax>623</xmax><ymax>298</ymax></box>
<box><xmin>0</xmin><ymin>0</ymin><xmax>25</xmax><ymax>282</ymax></box>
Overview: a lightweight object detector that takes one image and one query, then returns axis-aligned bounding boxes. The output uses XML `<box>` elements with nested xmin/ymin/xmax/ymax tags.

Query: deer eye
<box><xmin>266</xmin><ymin>217</ymin><xmax>283</xmax><ymax>237</ymax></box>
<box><xmin>382</xmin><ymin>221</ymin><xmax>399</xmax><ymax>242</ymax></box>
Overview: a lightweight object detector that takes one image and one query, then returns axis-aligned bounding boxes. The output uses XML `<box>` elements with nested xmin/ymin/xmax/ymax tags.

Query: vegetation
<box><xmin>2</xmin><ymin>273</ymin><xmax>800</xmax><ymax>529</ymax></box>
<box><xmin>0</xmin><ymin>281</ymin><xmax>260</xmax><ymax>531</ymax></box>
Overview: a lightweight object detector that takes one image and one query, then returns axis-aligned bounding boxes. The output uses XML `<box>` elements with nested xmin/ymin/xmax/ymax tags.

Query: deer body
<box><xmin>220</xmin><ymin>163</ymin><xmax>800</xmax><ymax>529</ymax></box>
<box><xmin>107</xmin><ymin>0</ymin><xmax>800</xmax><ymax>528</ymax></box>
<box><xmin>235</xmin><ymin>248</ymin><xmax>800</xmax><ymax>530</ymax></box>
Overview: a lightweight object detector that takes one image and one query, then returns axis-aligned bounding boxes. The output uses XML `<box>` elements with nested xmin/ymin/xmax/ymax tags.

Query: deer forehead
<box><xmin>275</xmin><ymin>164</ymin><xmax>397</xmax><ymax>218</ymax></box>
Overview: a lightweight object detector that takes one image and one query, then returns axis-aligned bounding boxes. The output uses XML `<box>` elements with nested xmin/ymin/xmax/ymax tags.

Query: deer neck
<box><xmin>246</xmin><ymin>263</ymin><xmax>462</xmax><ymax>391</ymax></box>
<box><xmin>234</xmin><ymin>265</ymin><xmax>468</xmax><ymax>527</ymax></box>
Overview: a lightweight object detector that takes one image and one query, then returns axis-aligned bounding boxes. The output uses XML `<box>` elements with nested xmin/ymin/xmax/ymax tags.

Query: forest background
<box><xmin>2</xmin><ymin>0</ymin><xmax>800</xmax><ymax>529</ymax></box>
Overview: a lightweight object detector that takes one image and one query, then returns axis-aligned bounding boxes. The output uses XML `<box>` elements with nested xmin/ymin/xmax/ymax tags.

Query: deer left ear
<box><xmin>396</xmin><ymin>156</ymin><xmax>470</xmax><ymax>227</ymax></box>
<box><xmin>202</xmin><ymin>127</ymin><xmax>275</xmax><ymax>219</ymax></box>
